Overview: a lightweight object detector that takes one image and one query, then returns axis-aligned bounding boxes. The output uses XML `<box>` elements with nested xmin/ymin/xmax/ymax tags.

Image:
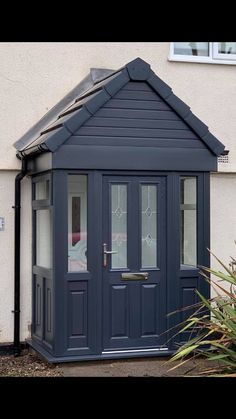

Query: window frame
<box><xmin>180</xmin><ymin>176</ymin><xmax>197</xmax><ymax>268</ymax></box>
<box><xmin>212</xmin><ymin>42</ymin><xmax>236</xmax><ymax>61</ymax></box>
<box><xmin>169</xmin><ymin>42</ymin><xmax>236</xmax><ymax>65</ymax></box>
<box><xmin>32</xmin><ymin>173</ymin><xmax>53</xmax><ymax>272</ymax></box>
<box><xmin>32</xmin><ymin>173</ymin><xmax>52</xmax><ymax>209</ymax></box>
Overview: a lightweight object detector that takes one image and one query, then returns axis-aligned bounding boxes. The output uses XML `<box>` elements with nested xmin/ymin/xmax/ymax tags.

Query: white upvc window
<box><xmin>169</xmin><ymin>42</ymin><xmax>236</xmax><ymax>65</ymax></box>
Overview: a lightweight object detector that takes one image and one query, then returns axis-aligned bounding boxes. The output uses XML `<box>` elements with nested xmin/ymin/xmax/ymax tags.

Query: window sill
<box><xmin>168</xmin><ymin>56</ymin><xmax>236</xmax><ymax>66</ymax></box>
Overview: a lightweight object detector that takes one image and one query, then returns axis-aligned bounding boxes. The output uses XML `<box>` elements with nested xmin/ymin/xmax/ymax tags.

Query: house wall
<box><xmin>210</xmin><ymin>173</ymin><xmax>236</xmax><ymax>275</ymax></box>
<box><xmin>0</xmin><ymin>42</ymin><xmax>235</xmax><ymax>342</ymax></box>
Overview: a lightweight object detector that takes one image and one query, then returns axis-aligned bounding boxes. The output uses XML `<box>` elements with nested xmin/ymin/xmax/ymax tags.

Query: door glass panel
<box><xmin>68</xmin><ymin>175</ymin><xmax>87</xmax><ymax>271</ymax></box>
<box><xmin>141</xmin><ymin>185</ymin><xmax>157</xmax><ymax>268</ymax></box>
<box><xmin>36</xmin><ymin>209</ymin><xmax>52</xmax><ymax>268</ymax></box>
<box><xmin>180</xmin><ymin>177</ymin><xmax>197</xmax><ymax>266</ymax></box>
<box><xmin>111</xmin><ymin>184</ymin><xmax>127</xmax><ymax>268</ymax></box>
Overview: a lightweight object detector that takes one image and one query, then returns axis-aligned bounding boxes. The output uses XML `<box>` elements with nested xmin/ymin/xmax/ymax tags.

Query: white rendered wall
<box><xmin>0</xmin><ymin>173</ymin><xmax>31</xmax><ymax>342</ymax></box>
<box><xmin>210</xmin><ymin>173</ymin><xmax>236</xmax><ymax>284</ymax></box>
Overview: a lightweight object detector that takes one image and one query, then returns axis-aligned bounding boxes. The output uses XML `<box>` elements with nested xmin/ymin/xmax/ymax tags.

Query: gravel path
<box><xmin>0</xmin><ymin>350</ymin><xmax>62</xmax><ymax>377</ymax></box>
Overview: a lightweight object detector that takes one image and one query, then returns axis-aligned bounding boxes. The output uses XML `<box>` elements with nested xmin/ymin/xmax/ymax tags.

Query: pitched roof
<box><xmin>15</xmin><ymin>57</ymin><xmax>225</xmax><ymax>158</ymax></box>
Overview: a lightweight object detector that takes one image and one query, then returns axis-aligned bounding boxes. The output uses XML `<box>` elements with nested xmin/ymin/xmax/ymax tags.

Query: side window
<box><xmin>33</xmin><ymin>174</ymin><xmax>52</xmax><ymax>269</ymax></box>
<box><xmin>180</xmin><ymin>177</ymin><xmax>197</xmax><ymax>267</ymax></box>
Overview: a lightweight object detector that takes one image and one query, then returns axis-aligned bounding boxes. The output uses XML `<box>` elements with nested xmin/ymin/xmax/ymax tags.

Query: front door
<box><xmin>102</xmin><ymin>176</ymin><xmax>167</xmax><ymax>353</ymax></box>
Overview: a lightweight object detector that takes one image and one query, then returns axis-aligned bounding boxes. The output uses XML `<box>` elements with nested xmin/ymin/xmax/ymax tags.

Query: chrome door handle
<box><xmin>103</xmin><ymin>243</ymin><xmax>118</xmax><ymax>267</ymax></box>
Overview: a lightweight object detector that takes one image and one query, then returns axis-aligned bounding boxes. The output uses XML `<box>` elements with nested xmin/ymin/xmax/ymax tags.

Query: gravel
<box><xmin>0</xmin><ymin>349</ymin><xmax>62</xmax><ymax>377</ymax></box>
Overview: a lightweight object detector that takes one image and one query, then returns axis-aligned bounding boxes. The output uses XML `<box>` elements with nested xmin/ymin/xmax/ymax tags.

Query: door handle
<box><xmin>103</xmin><ymin>243</ymin><xmax>118</xmax><ymax>267</ymax></box>
<box><xmin>121</xmin><ymin>272</ymin><xmax>149</xmax><ymax>281</ymax></box>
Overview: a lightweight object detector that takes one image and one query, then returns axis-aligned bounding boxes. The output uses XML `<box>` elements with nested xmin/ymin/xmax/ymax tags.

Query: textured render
<box><xmin>0</xmin><ymin>172</ymin><xmax>16</xmax><ymax>341</ymax></box>
<box><xmin>210</xmin><ymin>173</ymin><xmax>236</xmax><ymax>282</ymax></box>
<box><xmin>0</xmin><ymin>173</ymin><xmax>32</xmax><ymax>342</ymax></box>
<box><xmin>0</xmin><ymin>43</ymin><xmax>235</xmax><ymax>342</ymax></box>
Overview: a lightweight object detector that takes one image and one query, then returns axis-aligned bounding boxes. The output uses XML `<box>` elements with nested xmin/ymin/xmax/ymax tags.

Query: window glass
<box><xmin>217</xmin><ymin>42</ymin><xmax>236</xmax><ymax>55</ymax></box>
<box><xmin>141</xmin><ymin>185</ymin><xmax>157</xmax><ymax>268</ymax></box>
<box><xmin>180</xmin><ymin>177</ymin><xmax>197</xmax><ymax>266</ymax></box>
<box><xmin>35</xmin><ymin>180</ymin><xmax>49</xmax><ymax>200</ymax></box>
<box><xmin>36</xmin><ymin>209</ymin><xmax>52</xmax><ymax>268</ymax></box>
<box><xmin>174</xmin><ymin>42</ymin><xmax>209</xmax><ymax>56</ymax></box>
<box><xmin>111</xmin><ymin>184</ymin><xmax>127</xmax><ymax>269</ymax></box>
<box><xmin>68</xmin><ymin>175</ymin><xmax>87</xmax><ymax>272</ymax></box>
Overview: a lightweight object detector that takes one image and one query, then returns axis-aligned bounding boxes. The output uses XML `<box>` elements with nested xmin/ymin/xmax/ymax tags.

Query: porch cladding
<box><xmin>66</xmin><ymin>81</ymin><xmax>204</xmax><ymax>151</ymax></box>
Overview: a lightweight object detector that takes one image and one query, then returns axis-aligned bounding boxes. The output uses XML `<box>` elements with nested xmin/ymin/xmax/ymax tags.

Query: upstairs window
<box><xmin>169</xmin><ymin>42</ymin><xmax>236</xmax><ymax>64</ymax></box>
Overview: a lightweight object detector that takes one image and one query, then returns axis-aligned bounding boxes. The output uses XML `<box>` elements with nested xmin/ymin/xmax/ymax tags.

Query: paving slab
<box><xmin>58</xmin><ymin>357</ymin><xmax>219</xmax><ymax>377</ymax></box>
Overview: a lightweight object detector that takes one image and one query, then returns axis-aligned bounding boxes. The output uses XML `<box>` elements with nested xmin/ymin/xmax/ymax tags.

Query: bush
<box><xmin>169</xmin><ymin>250</ymin><xmax>236</xmax><ymax>376</ymax></box>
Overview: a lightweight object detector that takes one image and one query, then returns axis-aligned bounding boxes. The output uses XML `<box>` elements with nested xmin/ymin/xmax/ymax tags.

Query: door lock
<box><xmin>103</xmin><ymin>243</ymin><xmax>117</xmax><ymax>267</ymax></box>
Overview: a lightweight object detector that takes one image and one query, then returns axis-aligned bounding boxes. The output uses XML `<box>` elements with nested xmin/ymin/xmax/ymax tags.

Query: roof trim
<box><xmin>16</xmin><ymin>57</ymin><xmax>225</xmax><ymax>158</ymax></box>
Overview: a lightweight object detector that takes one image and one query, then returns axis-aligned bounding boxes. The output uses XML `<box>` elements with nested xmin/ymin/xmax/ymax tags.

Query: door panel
<box><xmin>102</xmin><ymin>176</ymin><xmax>167</xmax><ymax>351</ymax></box>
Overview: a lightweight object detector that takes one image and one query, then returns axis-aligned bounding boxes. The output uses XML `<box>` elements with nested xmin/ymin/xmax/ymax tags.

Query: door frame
<box><xmin>101</xmin><ymin>174</ymin><xmax>167</xmax><ymax>352</ymax></box>
<box><xmin>50</xmin><ymin>169</ymin><xmax>210</xmax><ymax>359</ymax></box>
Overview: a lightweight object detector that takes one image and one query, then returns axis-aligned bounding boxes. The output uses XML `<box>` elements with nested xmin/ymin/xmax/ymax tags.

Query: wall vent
<box><xmin>218</xmin><ymin>151</ymin><xmax>229</xmax><ymax>164</ymax></box>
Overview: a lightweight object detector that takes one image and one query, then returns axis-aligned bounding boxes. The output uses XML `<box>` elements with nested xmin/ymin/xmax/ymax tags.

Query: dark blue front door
<box><xmin>102</xmin><ymin>176</ymin><xmax>167</xmax><ymax>353</ymax></box>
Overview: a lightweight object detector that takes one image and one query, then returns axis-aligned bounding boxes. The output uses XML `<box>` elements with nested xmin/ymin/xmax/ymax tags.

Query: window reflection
<box><xmin>68</xmin><ymin>175</ymin><xmax>87</xmax><ymax>271</ymax></box>
<box><xmin>174</xmin><ymin>42</ymin><xmax>209</xmax><ymax>57</ymax></box>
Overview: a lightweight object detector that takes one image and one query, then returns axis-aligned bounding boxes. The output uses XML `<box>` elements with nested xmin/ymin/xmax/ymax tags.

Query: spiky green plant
<box><xmin>169</xmin><ymin>250</ymin><xmax>236</xmax><ymax>376</ymax></box>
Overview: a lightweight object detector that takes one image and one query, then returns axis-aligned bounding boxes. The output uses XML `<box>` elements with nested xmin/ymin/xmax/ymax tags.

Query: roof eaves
<box><xmin>18</xmin><ymin>142</ymin><xmax>49</xmax><ymax>158</ymax></box>
<box><xmin>44</xmin><ymin>125</ymin><xmax>72</xmax><ymax>152</ymax></box>
<box><xmin>20</xmin><ymin>125</ymin><xmax>72</xmax><ymax>157</ymax></box>
<box><xmin>201</xmin><ymin>132</ymin><xmax>225</xmax><ymax>156</ymax></box>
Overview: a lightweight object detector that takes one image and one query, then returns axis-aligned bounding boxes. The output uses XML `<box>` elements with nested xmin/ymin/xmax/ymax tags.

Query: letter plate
<box><xmin>121</xmin><ymin>272</ymin><xmax>149</xmax><ymax>281</ymax></box>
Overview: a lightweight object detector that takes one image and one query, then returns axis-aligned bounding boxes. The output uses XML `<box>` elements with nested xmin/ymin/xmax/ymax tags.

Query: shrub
<box><xmin>168</xmin><ymin>250</ymin><xmax>236</xmax><ymax>376</ymax></box>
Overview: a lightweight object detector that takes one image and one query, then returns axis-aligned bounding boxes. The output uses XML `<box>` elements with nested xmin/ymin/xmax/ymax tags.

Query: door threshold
<box><xmin>28</xmin><ymin>339</ymin><xmax>173</xmax><ymax>363</ymax></box>
<box><xmin>102</xmin><ymin>348</ymin><xmax>168</xmax><ymax>354</ymax></box>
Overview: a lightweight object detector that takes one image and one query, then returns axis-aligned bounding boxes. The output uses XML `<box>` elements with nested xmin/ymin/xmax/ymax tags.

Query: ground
<box><xmin>0</xmin><ymin>350</ymin><xmax>62</xmax><ymax>377</ymax></box>
<box><xmin>0</xmin><ymin>348</ymin><xmax>222</xmax><ymax>377</ymax></box>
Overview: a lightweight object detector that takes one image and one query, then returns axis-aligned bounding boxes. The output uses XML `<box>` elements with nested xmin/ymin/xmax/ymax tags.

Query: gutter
<box><xmin>13</xmin><ymin>158</ymin><xmax>28</xmax><ymax>356</ymax></box>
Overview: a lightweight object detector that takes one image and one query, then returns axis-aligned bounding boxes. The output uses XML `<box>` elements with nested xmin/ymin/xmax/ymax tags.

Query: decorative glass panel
<box><xmin>141</xmin><ymin>185</ymin><xmax>157</xmax><ymax>268</ymax></box>
<box><xmin>180</xmin><ymin>177</ymin><xmax>197</xmax><ymax>266</ymax></box>
<box><xmin>174</xmin><ymin>42</ymin><xmax>209</xmax><ymax>57</ymax></box>
<box><xmin>36</xmin><ymin>209</ymin><xmax>52</xmax><ymax>268</ymax></box>
<box><xmin>35</xmin><ymin>180</ymin><xmax>49</xmax><ymax>200</ymax></box>
<box><xmin>68</xmin><ymin>175</ymin><xmax>87</xmax><ymax>272</ymax></box>
<box><xmin>217</xmin><ymin>42</ymin><xmax>236</xmax><ymax>55</ymax></box>
<box><xmin>111</xmin><ymin>184</ymin><xmax>127</xmax><ymax>269</ymax></box>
